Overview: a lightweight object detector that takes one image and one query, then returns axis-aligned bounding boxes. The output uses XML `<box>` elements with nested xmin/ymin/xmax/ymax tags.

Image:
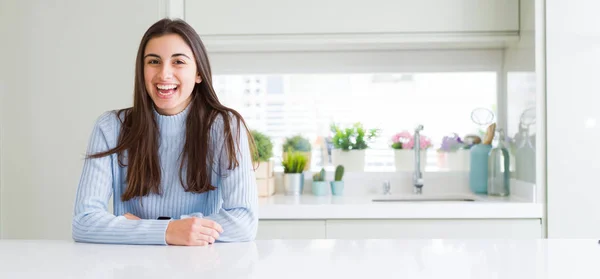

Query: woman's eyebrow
<box><xmin>143</xmin><ymin>53</ymin><xmax>191</xmax><ymax>60</ymax></box>
<box><xmin>171</xmin><ymin>53</ymin><xmax>191</xmax><ymax>60</ymax></box>
<box><xmin>143</xmin><ymin>53</ymin><xmax>161</xmax><ymax>59</ymax></box>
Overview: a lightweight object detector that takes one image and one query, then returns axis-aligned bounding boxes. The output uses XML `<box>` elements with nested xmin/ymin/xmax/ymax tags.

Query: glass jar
<box><xmin>488</xmin><ymin>129</ymin><xmax>510</xmax><ymax>196</ymax></box>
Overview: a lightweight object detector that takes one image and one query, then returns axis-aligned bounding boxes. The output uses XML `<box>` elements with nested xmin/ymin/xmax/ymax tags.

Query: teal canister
<box><xmin>469</xmin><ymin>144</ymin><xmax>492</xmax><ymax>194</ymax></box>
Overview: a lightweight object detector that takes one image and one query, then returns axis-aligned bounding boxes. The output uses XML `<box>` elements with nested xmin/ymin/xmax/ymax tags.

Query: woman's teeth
<box><xmin>157</xmin><ymin>84</ymin><xmax>178</xmax><ymax>97</ymax></box>
<box><xmin>157</xmin><ymin>84</ymin><xmax>177</xmax><ymax>90</ymax></box>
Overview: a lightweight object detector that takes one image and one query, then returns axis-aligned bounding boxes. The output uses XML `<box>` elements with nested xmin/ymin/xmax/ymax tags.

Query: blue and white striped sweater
<box><xmin>72</xmin><ymin>104</ymin><xmax>258</xmax><ymax>245</ymax></box>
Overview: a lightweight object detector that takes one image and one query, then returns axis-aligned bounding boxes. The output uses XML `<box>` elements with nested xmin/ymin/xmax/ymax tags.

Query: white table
<box><xmin>0</xmin><ymin>239</ymin><xmax>598</xmax><ymax>278</ymax></box>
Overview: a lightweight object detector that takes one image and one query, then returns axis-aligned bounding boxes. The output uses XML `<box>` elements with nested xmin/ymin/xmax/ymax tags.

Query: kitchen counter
<box><xmin>258</xmin><ymin>194</ymin><xmax>543</xmax><ymax>219</ymax></box>
<box><xmin>0</xmin><ymin>239</ymin><xmax>597</xmax><ymax>278</ymax></box>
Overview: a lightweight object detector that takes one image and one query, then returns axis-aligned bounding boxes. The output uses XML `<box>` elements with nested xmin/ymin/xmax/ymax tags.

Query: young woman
<box><xmin>72</xmin><ymin>18</ymin><xmax>258</xmax><ymax>246</ymax></box>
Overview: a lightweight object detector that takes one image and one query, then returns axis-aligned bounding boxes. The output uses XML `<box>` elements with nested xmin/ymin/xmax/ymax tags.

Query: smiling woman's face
<box><xmin>143</xmin><ymin>33</ymin><xmax>201</xmax><ymax>115</ymax></box>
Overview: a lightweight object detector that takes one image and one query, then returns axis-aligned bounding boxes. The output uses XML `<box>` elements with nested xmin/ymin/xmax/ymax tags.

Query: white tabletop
<box><xmin>1</xmin><ymin>239</ymin><xmax>598</xmax><ymax>279</ymax></box>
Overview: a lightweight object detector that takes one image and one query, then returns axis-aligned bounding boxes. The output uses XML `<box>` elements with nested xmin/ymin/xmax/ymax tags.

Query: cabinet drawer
<box><xmin>257</xmin><ymin>220</ymin><xmax>326</xmax><ymax>240</ymax></box>
<box><xmin>326</xmin><ymin>219</ymin><xmax>542</xmax><ymax>239</ymax></box>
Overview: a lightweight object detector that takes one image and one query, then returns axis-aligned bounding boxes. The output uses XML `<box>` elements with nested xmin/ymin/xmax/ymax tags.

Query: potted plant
<box><xmin>330</xmin><ymin>165</ymin><xmax>345</xmax><ymax>196</ymax></box>
<box><xmin>330</xmin><ymin>122</ymin><xmax>380</xmax><ymax>172</ymax></box>
<box><xmin>251</xmin><ymin>130</ymin><xmax>275</xmax><ymax>196</ymax></box>
<box><xmin>281</xmin><ymin>150</ymin><xmax>308</xmax><ymax>196</ymax></box>
<box><xmin>437</xmin><ymin>133</ymin><xmax>471</xmax><ymax>171</ymax></box>
<box><xmin>391</xmin><ymin>130</ymin><xmax>432</xmax><ymax>172</ymax></box>
<box><xmin>311</xmin><ymin>168</ymin><xmax>328</xmax><ymax>196</ymax></box>
<box><xmin>282</xmin><ymin>135</ymin><xmax>312</xmax><ymax>171</ymax></box>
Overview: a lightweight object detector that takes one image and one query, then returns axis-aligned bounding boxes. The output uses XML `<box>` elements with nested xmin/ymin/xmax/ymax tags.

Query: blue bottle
<box><xmin>469</xmin><ymin>144</ymin><xmax>492</xmax><ymax>194</ymax></box>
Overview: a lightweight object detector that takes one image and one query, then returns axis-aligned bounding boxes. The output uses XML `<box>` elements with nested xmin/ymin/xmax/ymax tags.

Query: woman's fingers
<box><xmin>198</xmin><ymin>218</ymin><xmax>224</xmax><ymax>233</ymax></box>
<box><xmin>197</xmin><ymin>226</ymin><xmax>220</xmax><ymax>242</ymax></box>
<box><xmin>195</xmin><ymin>233</ymin><xmax>216</xmax><ymax>244</ymax></box>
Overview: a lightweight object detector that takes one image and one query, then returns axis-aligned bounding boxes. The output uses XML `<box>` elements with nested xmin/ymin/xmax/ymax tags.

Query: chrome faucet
<box><xmin>413</xmin><ymin>125</ymin><xmax>424</xmax><ymax>194</ymax></box>
<box><xmin>382</xmin><ymin>180</ymin><xmax>391</xmax><ymax>195</ymax></box>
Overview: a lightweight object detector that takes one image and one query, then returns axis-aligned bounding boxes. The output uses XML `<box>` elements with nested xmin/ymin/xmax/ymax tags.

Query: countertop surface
<box><xmin>1</xmin><ymin>239</ymin><xmax>597</xmax><ymax>278</ymax></box>
<box><xmin>258</xmin><ymin>193</ymin><xmax>543</xmax><ymax>219</ymax></box>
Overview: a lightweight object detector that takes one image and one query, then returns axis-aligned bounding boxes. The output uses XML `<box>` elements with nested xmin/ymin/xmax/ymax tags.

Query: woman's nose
<box><xmin>159</xmin><ymin>65</ymin><xmax>174</xmax><ymax>80</ymax></box>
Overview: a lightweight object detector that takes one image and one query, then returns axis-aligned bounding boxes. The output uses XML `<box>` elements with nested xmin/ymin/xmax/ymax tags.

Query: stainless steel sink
<box><xmin>372</xmin><ymin>195</ymin><xmax>479</xmax><ymax>202</ymax></box>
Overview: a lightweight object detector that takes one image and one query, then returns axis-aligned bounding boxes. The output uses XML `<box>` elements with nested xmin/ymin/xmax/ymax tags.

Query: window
<box><xmin>209</xmin><ymin>49</ymin><xmax>502</xmax><ymax>172</ymax></box>
<box><xmin>213</xmin><ymin>72</ymin><xmax>497</xmax><ymax>171</ymax></box>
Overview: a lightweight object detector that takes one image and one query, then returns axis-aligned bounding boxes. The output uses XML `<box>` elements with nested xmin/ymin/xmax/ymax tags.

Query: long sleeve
<box><xmin>201</xmin><ymin>114</ymin><xmax>259</xmax><ymax>242</ymax></box>
<box><xmin>72</xmin><ymin>112</ymin><xmax>171</xmax><ymax>245</ymax></box>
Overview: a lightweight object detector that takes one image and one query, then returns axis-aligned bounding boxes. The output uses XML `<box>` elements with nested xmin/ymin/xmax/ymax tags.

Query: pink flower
<box><xmin>391</xmin><ymin>131</ymin><xmax>412</xmax><ymax>144</ymax></box>
<box><xmin>403</xmin><ymin>135</ymin><xmax>432</xmax><ymax>150</ymax></box>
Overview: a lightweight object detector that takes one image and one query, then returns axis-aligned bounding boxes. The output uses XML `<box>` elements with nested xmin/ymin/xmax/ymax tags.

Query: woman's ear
<box><xmin>196</xmin><ymin>74</ymin><xmax>202</xmax><ymax>84</ymax></box>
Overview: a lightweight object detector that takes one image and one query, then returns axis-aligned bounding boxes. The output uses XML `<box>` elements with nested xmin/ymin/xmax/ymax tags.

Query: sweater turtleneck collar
<box><xmin>153</xmin><ymin>103</ymin><xmax>191</xmax><ymax>136</ymax></box>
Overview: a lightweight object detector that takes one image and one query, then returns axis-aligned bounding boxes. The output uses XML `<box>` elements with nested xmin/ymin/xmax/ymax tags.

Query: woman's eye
<box><xmin>147</xmin><ymin>60</ymin><xmax>159</xmax><ymax>65</ymax></box>
<box><xmin>175</xmin><ymin>60</ymin><xmax>185</xmax><ymax>65</ymax></box>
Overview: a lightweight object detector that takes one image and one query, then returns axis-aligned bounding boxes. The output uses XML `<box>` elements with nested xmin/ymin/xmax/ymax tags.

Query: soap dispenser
<box><xmin>487</xmin><ymin>128</ymin><xmax>510</xmax><ymax>196</ymax></box>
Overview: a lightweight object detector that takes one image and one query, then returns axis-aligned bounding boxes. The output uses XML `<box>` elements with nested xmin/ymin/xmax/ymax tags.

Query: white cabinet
<box><xmin>185</xmin><ymin>0</ymin><xmax>518</xmax><ymax>35</ymax></box>
<box><xmin>326</xmin><ymin>219</ymin><xmax>542</xmax><ymax>239</ymax></box>
<box><xmin>546</xmin><ymin>0</ymin><xmax>600</xmax><ymax>237</ymax></box>
<box><xmin>257</xmin><ymin>219</ymin><xmax>542</xmax><ymax>239</ymax></box>
<box><xmin>257</xmin><ymin>220</ymin><xmax>326</xmax><ymax>240</ymax></box>
<box><xmin>183</xmin><ymin>0</ymin><xmax>519</xmax><ymax>52</ymax></box>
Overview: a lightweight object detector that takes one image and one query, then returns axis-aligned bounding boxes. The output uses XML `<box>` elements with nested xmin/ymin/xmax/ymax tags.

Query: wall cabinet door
<box><xmin>325</xmin><ymin>219</ymin><xmax>542</xmax><ymax>239</ymax></box>
<box><xmin>185</xmin><ymin>0</ymin><xmax>519</xmax><ymax>36</ymax></box>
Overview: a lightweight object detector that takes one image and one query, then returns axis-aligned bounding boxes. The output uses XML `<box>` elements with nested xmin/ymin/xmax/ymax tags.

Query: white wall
<box><xmin>546</xmin><ymin>0</ymin><xmax>600</xmax><ymax>237</ymax></box>
<box><xmin>0</xmin><ymin>0</ymin><xmax>163</xmax><ymax>239</ymax></box>
<box><xmin>0</xmin><ymin>0</ymin><xmax>8</xmax><ymax>238</ymax></box>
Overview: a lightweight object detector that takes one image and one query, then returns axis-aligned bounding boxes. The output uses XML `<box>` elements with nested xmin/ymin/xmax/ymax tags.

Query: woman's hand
<box><xmin>165</xmin><ymin>217</ymin><xmax>224</xmax><ymax>246</ymax></box>
<box><xmin>124</xmin><ymin>213</ymin><xmax>141</xmax><ymax>220</ymax></box>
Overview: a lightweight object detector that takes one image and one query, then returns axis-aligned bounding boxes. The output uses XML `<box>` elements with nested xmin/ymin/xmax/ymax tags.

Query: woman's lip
<box><xmin>157</xmin><ymin>88</ymin><xmax>177</xmax><ymax>99</ymax></box>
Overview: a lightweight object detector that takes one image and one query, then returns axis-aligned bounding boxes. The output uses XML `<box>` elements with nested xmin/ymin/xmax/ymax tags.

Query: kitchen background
<box><xmin>0</xmin><ymin>0</ymin><xmax>597</xmax><ymax>239</ymax></box>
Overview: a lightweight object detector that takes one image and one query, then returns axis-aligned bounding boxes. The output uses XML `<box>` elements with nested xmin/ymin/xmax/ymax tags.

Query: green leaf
<box><xmin>282</xmin><ymin>151</ymin><xmax>308</xmax><ymax>173</ymax></box>
<box><xmin>283</xmin><ymin>135</ymin><xmax>312</xmax><ymax>152</ymax></box>
<box><xmin>330</xmin><ymin>122</ymin><xmax>380</xmax><ymax>150</ymax></box>
<box><xmin>250</xmin><ymin>130</ymin><xmax>273</xmax><ymax>162</ymax></box>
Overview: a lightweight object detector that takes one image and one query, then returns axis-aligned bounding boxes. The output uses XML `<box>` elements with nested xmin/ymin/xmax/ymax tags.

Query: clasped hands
<box><xmin>124</xmin><ymin>213</ymin><xmax>223</xmax><ymax>246</ymax></box>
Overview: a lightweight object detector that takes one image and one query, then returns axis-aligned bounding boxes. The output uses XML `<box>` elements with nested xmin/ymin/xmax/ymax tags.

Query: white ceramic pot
<box><xmin>256</xmin><ymin>177</ymin><xmax>275</xmax><ymax>197</ymax></box>
<box><xmin>331</xmin><ymin>149</ymin><xmax>365</xmax><ymax>172</ymax></box>
<box><xmin>446</xmin><ymin>149</ymin><xmax>471</xmax><ymax>171</ymax></box>
<box><xmin>283</xmin><ymin>173</ymin><xmax>304</xmax><ymax>196</ymax></box>
<box><xmin>255</xmin><ymin>160</ymin><xmax>274</xmax><ymax>179</ymax></box>
<box><xmin>394</xmin><ymin>149</ymin><xmax>427</xmax><ymax>172</ymax></box>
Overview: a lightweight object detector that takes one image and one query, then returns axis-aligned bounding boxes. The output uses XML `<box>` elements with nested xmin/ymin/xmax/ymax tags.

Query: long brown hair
<box><xmin>88</xmin><ymin>18</ymin><xmax>256</xmax><ymax>202</ymax></box>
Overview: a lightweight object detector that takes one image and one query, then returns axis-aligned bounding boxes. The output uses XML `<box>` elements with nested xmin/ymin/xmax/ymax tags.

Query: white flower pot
<box><xmin>283</xmin><ymin>173</ymin><xmax>305</xmax><ymax>196</ymax></box>
<box><xmin>394</xmin><ymin>149</ymin><xmax>427</xmax><ymax>172</ymax></box>
<box><xmin>255</xmin><ymin>161</ymin><xmax>274</xmax><ymax>179</ymax></box>
<box><xmin>446</xmin><ymin>149</ymin><xmax>471</xmax><ymax>171</ymax></box>
<box><xmin>436</xmin><ymin>151</ymin><xmax>448</xmax><ymax>168</ymax></box>
<box><xmin>257</xmin><ymin>177</ymin><xmax>275</xmax><ymax>197</ymax></box>
<box><xmin>331</xmin><ymin>149</ymin><xmax>365</xmax><ymax>172</ymax></box>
